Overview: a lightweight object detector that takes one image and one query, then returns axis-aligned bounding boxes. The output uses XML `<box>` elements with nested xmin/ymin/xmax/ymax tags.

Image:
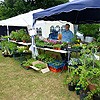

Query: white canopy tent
<box><xmin>0</xmin><ymin>9</ymin><xmax>44</xmax><ymax>28</ymax></box>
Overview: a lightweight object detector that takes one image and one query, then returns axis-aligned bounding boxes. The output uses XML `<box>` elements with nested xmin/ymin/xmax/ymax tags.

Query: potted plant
<box><xmin>10</xmin><ymin>31</ymin><xmax>17</xmax><ymax>41</ymax></box>
<box><xmin>1</xmin><ymin>41</ymin><xmax>17</xmax><ymax>57</ymax></box>
<box><xmin>53</xmin><ymin>44</ymin><xmax>61</xmax><ymax>50</ymax></box>
<box><xmin>79</xmin><ymin>89</ymin><xmax>88</xmax><ymax>100</ymax></box>
<box><xmin>85</xmin><ymin>88</ymin><xmax>100</xmax><ymax>100</ymax></box>
<box><xmin>22</xmin><ymin>61</ymin><xmax>30</xmax><ymax>70</ymax></box>
<box><xmin>21</xmin><ymin>34</ymin><xmax>30</xmax><ymax>43</ymax></box>
<box><xmin>21</xmin><ymin>58</ymin><xmax>36</xmax><ymax>70</ymax></box>
<box><xmin>61</xmin><ymin>42</ymin><xmax>68</xmax><ymax>50</ymax></box>
<box><xmin>87</xmin><ymin>68</ymin><xmax>100</xmax><ymax>91</ymax></box>
<box><xmin>93</xmin><ymin>88</ymin><xmax>100</xmax><ymax>100</ymax></box>
<box><xmin>1</xmin><ymin>35</ymin><xmax>10</xmax><ymax>40</ymax></box>
<box><xmin>65</xmin><ymin>67</ymin><xmax>80</xmax><ymax>91</ymax></box>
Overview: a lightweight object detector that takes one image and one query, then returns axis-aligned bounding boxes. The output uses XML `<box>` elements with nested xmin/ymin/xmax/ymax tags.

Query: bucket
<box><xmin>85</xmin><ymin>36</ymin><xmax>93</xmax><ymax>43</ymax></box>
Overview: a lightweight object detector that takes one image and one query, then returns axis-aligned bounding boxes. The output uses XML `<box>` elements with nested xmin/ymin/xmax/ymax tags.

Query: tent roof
<box><xmin>0</xmin><ymin>9</ymin><xmax>43</xmax><ymax>27</ymax></box>
<box><xmin>33</xmin><ymin>0</ymin><xmax>100</xmax><ymax>24</ymax></box>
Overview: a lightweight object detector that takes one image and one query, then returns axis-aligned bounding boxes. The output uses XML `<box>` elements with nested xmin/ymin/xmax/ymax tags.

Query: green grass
<box><xmin>0</xmin><ymin>51</ymin><xmax>79</xmax><ymax>100</ymax></box>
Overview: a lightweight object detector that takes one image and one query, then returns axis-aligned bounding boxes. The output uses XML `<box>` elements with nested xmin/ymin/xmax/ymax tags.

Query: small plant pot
<box><xmin>9</xmin><ymin>55</ymin><xmax>13</xmax><ymax>57</ymax></box>
<box><xmin>57</xmin><ymin>48</ymin><xmax>61</xmax><ymax>50</ymax></box>
<box><xmin>24</xmin><ymin>66</ymin><xmax>30</xmax><ymax>70</ymax></box>
<box><xmin>53</xmin><ymin>47</ymin><xmax>58</xmax><ymax>50</ymax></box>
<box><xmin>88</xmin><ymin>84</ymin><xmax>96</xmax><ymax>91</ymax></box>
<box><xmin>76</xmin><ymin>90</ymin><xmax>80</xmax><ymax>95</ymax></box>
<box><xmin>79</xmin><ymin>91</ymin><xmax>88</xmax><ymax>100</ymax></box>
<box><xmin>2</xmin><ymin>54</ymin><xmax>8</xmax><ymax>57</ymax></box>
<box><xmin>23</xmin><ymin>40</ymin><xmax>26</xmax><ymax>43</ymax></box>
<box><xmin>93</xmin><ymin>94</ymin><xmax>100</xmax><ymax>100</ymax></box>
<box><xmin>68</xmin><ymin>82</ymin><xmax>76</xmax><ymax>91</ymax></box>
<box><xmin>13</xmin><ymin>39</ymin><xmax>16</xmax><ymax>41</ymax></box>
<box><xmin>75</xmin><ymin>84</ymin><xmax>83</xmax><ymax>95</ymax></box>
<box><xmin>21</xmin><ymin>64</ymin><xmax>30</xmax><ymax>70</ymax></box>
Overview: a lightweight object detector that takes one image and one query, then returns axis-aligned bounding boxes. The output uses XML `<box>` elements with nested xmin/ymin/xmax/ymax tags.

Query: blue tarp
<box><xmin>33</xmin><ymin>0</ymin><xmax>100</xmax><ymax>24</ymax></box>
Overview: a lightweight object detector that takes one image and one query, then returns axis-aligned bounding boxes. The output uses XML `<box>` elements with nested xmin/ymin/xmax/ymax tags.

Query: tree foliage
<box><xmin>0</xmin><ymin>0</ymin><xmax>68</xmax><ymax>20</ymax></box>
<box><xmin>79</xmin><ymin>24</ymin><xmax>100</xmax><ymax>38</ymax></box>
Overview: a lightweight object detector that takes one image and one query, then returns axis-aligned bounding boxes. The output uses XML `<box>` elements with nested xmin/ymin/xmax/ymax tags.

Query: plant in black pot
<box><xmin>93</xmin><ymin>88</ymin><xmax>100</xmax><ymax>100</ymax></box>
<box><xmin>75</xmin><ymin>84</ymin><xmax>83</xmax><ymax>95</ymax></box>
<box><xmin>61</xmin><ymin>42</ymin><xmax>68</xmax><ymax>50</ymax></box>
<box><xmin>85</xmin><ymin>88</ymin><xmax>100</xmax><ymax>100</ymax></box>
<box><xmin>65</xmin><ymin>67</ymin><xmax>80</xmax><ymax>91</ymax></box>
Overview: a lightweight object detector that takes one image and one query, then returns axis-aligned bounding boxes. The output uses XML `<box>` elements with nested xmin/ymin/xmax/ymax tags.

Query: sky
<box><xmin>0</xmin><ymin>0</ymin><xmax>3</xmax><ymax>1</ymax></box>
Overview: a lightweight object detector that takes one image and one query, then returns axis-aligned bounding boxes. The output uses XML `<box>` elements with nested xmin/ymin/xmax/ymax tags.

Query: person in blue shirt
<box><xmin>61</xmin><ymin>24</ymin><xmax>74</xmax><ymax>43</ymax></box>
<box><xmin>60</xmin><ymin>24</ymin><xmax>74</xmax><ymax>61</ymax></box>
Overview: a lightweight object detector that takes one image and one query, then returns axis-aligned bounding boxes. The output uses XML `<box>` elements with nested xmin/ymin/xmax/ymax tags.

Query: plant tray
<box><xmin>48</xmin><ymin>66</ymin><xmax>67</xmax><ymax>73</ymax></box>
<box><xmin>47</xmin><ymin>61</ymin><xmax>67</xmax><ymax>69</ymax></box>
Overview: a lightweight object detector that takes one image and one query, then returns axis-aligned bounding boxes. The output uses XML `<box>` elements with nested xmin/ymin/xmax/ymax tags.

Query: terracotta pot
<box><xmin>23</xmin><ymin>40</ymin><xmax>26</xmax><ymax>43</ymax></box>
<box><xmin>24</xmin><ymin>66</ymin><xmax>30</xmax><ymax>70</ymax></box>
<box><xmin>13</xmin><ymin>39</ymin><xmax>16</xmax><ymax>41</ymax></box>
<box><xmin>57</xmin><ymin>48</ymin><xmax>61</xmax><ymax>50</ymax></box>
<box><xmin>88</xmin><ymin>84</ymin><xmax>96</xmax><ymax>90</ymax></box>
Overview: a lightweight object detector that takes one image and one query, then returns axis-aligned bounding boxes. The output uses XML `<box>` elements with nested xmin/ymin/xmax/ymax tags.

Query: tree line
<box><xmin>0</xmin><ymin>0</ymin><xmax>68</xmax><ymax>20</ymax></box>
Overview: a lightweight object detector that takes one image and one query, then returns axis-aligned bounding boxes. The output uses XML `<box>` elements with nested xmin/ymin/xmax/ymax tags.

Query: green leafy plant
<box><xmin>1</xmin><ymin>41</ymin><xmax>17</xmax><ymax>56</ymax></box>
<box><xmin>85</xmin><ymin>88</ymin><xmax>100</xmax><ymax>100</ymax></box>
<box><xmin>71</xmin><ymin>34</ymin><xmax>77</xmax><ymax>43</ymax></box>
<box><xmin>17</xmin><ymin>46</ymin><xmax>29</xmax><ymax>53</ymax></box>
<box><xmin>35</xmin><ymin>63</ymin><xmax>46</xmax><ymax>69</ymax></box>
<box><xmin>22</xmin><ymin>58</ymin><xmax>36</xmax><ymax>67</ymax></box>
<box><xmin>53</xmin><ymin>44</ymin><xmax>61</xmax><ymax>48</ymax></box>
<box><xmin>79</xmin><ymin>24</ymin><xmax>100</xmax><ymax>38</ymax></box>
<box><xmin>1</xmin><ymin>35</ymin><xmax>10</xmax><ymax>40</ymax></box>
<box><xmin>21</xmin><ymin>34</ymin><xmax>30</xmax><ymax>43</ymax></box>
<box><xmin>10</xmin><ymin>29</ymin><xmax>28</xmax><ymax>42</ymax></box>
<box><xmin>10</xmin><ymin>31</ymin><xmax>17</xmax><ymax>40</ymax></box>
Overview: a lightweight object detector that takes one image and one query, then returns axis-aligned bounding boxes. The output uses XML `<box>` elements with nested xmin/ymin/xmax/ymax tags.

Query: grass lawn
<box><xmin>0</xmin><ymin>51</ymin><xmax>79</xmax><ymax>100</ymax></box>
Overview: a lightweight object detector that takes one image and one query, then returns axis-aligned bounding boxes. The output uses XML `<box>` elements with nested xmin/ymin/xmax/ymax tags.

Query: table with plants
<box><xmin>34</xmin><ymin>35</ymin><xmax>84</xmax><ymax>72</ymax></box>
<box><xmin>0</xmin><ymin>29</ymin><xmax>32</xmax><ymax>61</ymax></box>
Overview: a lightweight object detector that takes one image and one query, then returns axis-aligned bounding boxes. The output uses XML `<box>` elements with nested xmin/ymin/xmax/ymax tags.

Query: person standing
<box><xmin>61</xmin><ymin>24</ymin><xmax>74</xmax><ymax>43</ymax></box>
<box><xmin>59</xmin><ymin>24</ymin><xmax>74</xmax><ymax>61</ymax></box>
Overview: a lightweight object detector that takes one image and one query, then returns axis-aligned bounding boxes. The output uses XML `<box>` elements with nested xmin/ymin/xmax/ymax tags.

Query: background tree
<box><xmin>0</xmin><ymin>0</ymin><xmax>68</xmax><ymax>20</ymax></box>
<box><xmin>79</xmin><ymin>24</ymin><xmax>100</xmax><ymax>38</ymax></box>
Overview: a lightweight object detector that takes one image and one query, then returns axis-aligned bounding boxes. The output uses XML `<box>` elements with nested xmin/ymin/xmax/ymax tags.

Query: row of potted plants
<box><xmin>21</xmin><ymin>58</ymin><xmax>47</xmax><ymax>70</ymax></box>
<box><xmin>10</xmin><ymin>29</ymin><xmax>31</xmax><ymax>43</ymax></box>
<box><xmin>35</xmin><ymin>36</ymin><xmax>69</xmax><ymax>50</ymax></box>
<box><xmin>1</xmin><ymin>40</ymin><xmax>31</xmax><ymax>57</ymax></box>
<box><xmin>35</xmin><ymin>36</ymin><xmax>87</xmax><ymax>51</ymax></box>
<box><xmin>1</xmin><ymin>40</ymin><xmax>17</xmax><ymax>57</ymax></box>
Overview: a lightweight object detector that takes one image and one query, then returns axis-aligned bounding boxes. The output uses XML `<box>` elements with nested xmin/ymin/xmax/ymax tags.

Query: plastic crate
<box><xmin>48</xmin><ymin>66</ymin><xmax>67</xmax><ymax>73</ymax></box>
<box><xmin>47</xmin><ymin>60</ymin><xmax>66</xmax><ymax>69</ymax></box>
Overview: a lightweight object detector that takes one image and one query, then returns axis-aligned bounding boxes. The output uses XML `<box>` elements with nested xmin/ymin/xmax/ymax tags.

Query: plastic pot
<box><xmin>68</xmin><ymin>82</ymin><xmax>76</xmax><ymax>91</ymax></box>
<box><xmin>80</xmin><ymin>91</ymin><xmax>87</xmax><ymax>100</ymax></box>
<box><xmin>93</xmin><ymin>94</ymin><xmax>100</xmax><ymax>100</ymax></box>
